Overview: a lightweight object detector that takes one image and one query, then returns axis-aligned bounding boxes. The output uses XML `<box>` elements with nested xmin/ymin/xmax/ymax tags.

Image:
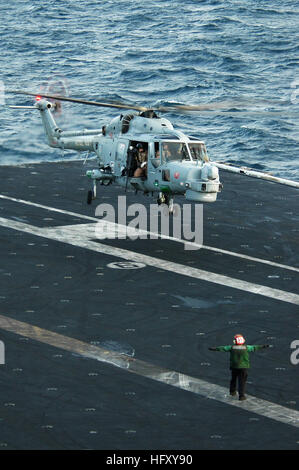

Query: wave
<box><xmin>0</xmin><ymin>0</ymin><xmax>298</xmax><ymax>181</ymax></box>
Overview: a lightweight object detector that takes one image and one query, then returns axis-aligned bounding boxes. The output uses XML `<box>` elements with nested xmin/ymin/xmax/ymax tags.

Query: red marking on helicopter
<box><xmin>35</xmin><ymin>95</ymin><xmax>42</xmax><ymax>101</ymax></box>
<box><xmin>174</xmin><ymin>172</ymin><xmax>180</xmax><ymax>179</ymax></box>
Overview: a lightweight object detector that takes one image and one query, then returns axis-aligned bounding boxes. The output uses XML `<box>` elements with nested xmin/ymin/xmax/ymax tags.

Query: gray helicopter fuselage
<box><xmin>93</xmin><ymin>114</ymin><xmax>221</xmax><ymax>202</ymax></box>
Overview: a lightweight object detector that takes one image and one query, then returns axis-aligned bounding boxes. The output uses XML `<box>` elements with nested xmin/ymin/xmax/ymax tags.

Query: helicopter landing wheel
<box><xmin>168</xmin><ymin>198</ymin><xmax>174</xmax><ymax>213</ymax></box>
<box><xmin>171</xmin><ymin>204</ymin><xmax>179</xmax><ymax>217</ymax></box>
<box><xmin>157</xmin><ymin>192</ymin><xmax>168</xmax><ymax>206</ymax></box>
<box><xmin>87</xmin><ymin>190</ymin><xmax>93</xmax><ymax>205</ymax></box>
<box><xmin>168</xmin><ymin>206</ymin><xmax>179</xmax><ymax>216</ymax></box>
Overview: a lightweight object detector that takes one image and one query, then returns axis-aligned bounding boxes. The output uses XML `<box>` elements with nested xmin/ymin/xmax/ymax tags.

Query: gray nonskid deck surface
<box><xmin>0</xmin><ymin>161</ymin><xmax>298</xmax><ymax>450</ymax></box>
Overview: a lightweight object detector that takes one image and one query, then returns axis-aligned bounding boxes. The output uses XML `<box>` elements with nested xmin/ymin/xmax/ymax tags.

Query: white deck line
<box><xmin>0</xmin><ymin>314</ymin><xmax>298</xmax><ymax>429</ymax></box>
<box><xmin>0</xmin><ymin>193</ymin><xmax>298</xmax><ymax>273</ymax></box>
<box><xmin>0</xmin><ymin>217</ymin><xmax>298</xmax><ymax>305</ymax></box>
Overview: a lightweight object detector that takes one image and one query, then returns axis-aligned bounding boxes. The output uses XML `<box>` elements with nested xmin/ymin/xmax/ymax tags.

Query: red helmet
<box><xmin>234</xmin><ymin>334</ymin><xmax>245</xmax><ymax>345</ymax></box>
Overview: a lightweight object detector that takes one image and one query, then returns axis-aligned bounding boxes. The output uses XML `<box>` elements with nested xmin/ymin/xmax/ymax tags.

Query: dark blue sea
<box><xmin>1</xmin><ymin>0</ymin><xmax>298</xmax><ymax>180</ymax></box>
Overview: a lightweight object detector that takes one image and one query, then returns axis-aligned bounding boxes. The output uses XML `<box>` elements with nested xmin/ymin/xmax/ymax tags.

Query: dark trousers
<box><xmin>230</xmin><ymin>368</ymin><xmax>248</xmax><ymax>397</ymax></box>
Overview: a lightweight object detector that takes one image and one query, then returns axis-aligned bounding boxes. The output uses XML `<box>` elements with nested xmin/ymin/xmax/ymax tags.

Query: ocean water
<box><xmin>0</xmin><ymin>0</ymin><xmax>298</xmax><ymax>180</ymax></box>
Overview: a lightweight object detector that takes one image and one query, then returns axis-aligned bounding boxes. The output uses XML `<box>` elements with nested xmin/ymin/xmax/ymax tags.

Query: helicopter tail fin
<box><xmin>35</xmin><ymin>98</ymin><xmax>61</xmax><ymax>148</ymax></box>
<box><xmin>9</xmin><ymin>98</ymin><xmax>60</xmax><ymax>147</ymax></box>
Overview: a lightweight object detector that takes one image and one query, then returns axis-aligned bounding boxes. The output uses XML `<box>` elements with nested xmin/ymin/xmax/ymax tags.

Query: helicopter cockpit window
<box><xmin>161</xmin><ymin>142</ymin><xmax>190</xmax><ymax>163</ymax></box>
<box><xmin>188</xmin><ymin>143</ymin><xmax>209</xmax><ymax>162</ymax></box>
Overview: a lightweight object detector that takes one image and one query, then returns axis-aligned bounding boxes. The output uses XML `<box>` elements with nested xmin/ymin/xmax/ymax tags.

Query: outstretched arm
<box><xmin>208</xmin><ymin>346</ymin><xmax>232</xmax><ymax>352</ymax></box>
<box><xmin>247</xmin><ymin>345</ymin><xmax>270</xmax><ymax>352</ymax></box>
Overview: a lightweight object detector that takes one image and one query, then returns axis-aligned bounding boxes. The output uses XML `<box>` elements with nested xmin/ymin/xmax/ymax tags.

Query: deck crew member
<box><xmin>209</xmin><ymin>334</ymin><xmax>270</xmax><ymax>401</ymax></box>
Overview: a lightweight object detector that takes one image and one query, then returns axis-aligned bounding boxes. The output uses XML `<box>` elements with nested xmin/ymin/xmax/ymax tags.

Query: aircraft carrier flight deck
<box><xmin>0</xmin><ymin>160</ymin><xmax>298</xmax><ymax>450</ymax></box>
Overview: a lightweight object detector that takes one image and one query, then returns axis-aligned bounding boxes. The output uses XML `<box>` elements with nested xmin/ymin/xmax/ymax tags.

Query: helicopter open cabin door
<box><xmin>147</xmin><ymin>141</ymin><xmax>161</xmax><ymax>182</ymax></box>
<box><xmin>114</xmin><ymin>139</ymin><xmax>128</xmax><ymax>177</ymax></box>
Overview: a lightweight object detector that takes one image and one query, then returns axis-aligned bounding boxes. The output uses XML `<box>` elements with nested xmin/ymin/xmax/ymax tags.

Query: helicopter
<box><xmin>9</xmin><ymin>90</ymin><xmax>224</xmax><ymax>212</ymax></box>
<box><xmin>9</xmin><ymin>90</ymin><xmax>297</xmax><ymax>211</ymax></box>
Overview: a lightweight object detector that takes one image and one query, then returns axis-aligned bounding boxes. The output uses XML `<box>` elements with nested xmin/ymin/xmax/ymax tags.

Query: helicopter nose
<box><xmin>184</xmin><ymin>163</ymin><xmax>220</xmax><ymax>203</ymax></box>
<box><xmin>208</xmin><ymin>164</ymin><xmax>219</xmax><ymax>180</ymax></box>
<box><xmin>201</xmin><ymin>162</ymin><xmax>219</xmax><ymax>181</ymax></box>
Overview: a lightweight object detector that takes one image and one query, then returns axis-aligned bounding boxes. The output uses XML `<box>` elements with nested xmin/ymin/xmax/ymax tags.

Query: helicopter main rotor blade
<box><xmin>153</xmin><ymin>101</ymin><xmax>236</xmax><ymax>113</ymax></box>
<box><xmin>8</xmin><ymin>90</ymin><xmax>148</xmax><ymax>113</ymax></box>
<box><xmin>152</xmin><ymin>98</ymin><xmax>283</xmax><ymax>113</ymax></box>
<box><xmin>8</xmin><ymin>90</ymin><xmax>290</xmax><ymax>116</ymax></box>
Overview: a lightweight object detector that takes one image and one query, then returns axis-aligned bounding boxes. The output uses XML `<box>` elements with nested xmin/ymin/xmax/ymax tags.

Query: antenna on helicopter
<box><xmin>9</xmin><ymin>105</ymin><xmax>36</xmax><ymax>109</ymax></box>
<box><xmin>83</xmin><ymin>151</ymin><xmax>93</xmax><ymax>165</ymax></box>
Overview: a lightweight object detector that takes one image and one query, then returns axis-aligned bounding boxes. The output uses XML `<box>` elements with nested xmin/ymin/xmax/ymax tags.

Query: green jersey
<box><xmin>213</xmin><ymin>345</ymin><xmax>265</xmax><ymax>369</ymax></box>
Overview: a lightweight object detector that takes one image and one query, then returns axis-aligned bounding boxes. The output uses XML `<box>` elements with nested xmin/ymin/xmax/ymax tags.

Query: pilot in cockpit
<box><xmin>133</xmin><ymin>143</ymin><xmax>148</xmax><ymax>178</ymax></box>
